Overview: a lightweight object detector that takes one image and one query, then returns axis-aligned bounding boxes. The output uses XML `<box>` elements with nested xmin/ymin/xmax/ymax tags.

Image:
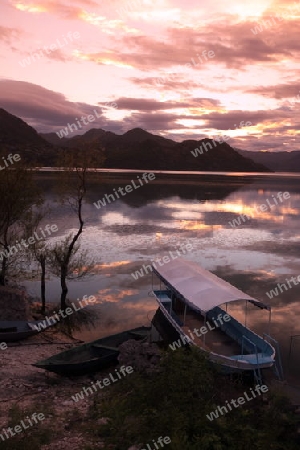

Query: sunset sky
<box><xmin>1</xmin><ymin>0</ymin><xmax>300</xmax><ymax>151</ymax></box>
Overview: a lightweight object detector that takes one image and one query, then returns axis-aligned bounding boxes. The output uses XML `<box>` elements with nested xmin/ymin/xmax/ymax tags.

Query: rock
<box><xmin>118</xmin><ymin>340</ymin><xmax>162</xmax><ymax>374</ymax></box>
<box><xmin>0</xmin><ymin>286</ymin><xmax>31</xmax><ymax>320</ymax></box>
<box><xmin>97</xmin><ymin>417</ymin><xmax>110</xmax><ymax>425</ymax></box>
<box><xmin>62</xmin><ymin>400</ymin><xmax>74</xmax><ymax>406</ymax></box>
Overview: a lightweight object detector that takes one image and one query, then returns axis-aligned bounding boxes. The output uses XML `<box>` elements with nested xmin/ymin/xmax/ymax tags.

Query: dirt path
<box><xmin>0</xmin><ymin>330</ymin><xmax>106</xmax><ymax>449</ymax></box>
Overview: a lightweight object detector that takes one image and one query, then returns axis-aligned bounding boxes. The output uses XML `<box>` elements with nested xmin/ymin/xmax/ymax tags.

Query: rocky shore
<box><xmin>0</xmin><ymin>329</ymin><xmax>105</xmax><ymax>449</ymax></box>
<box><xmin>0</xmin><ymin>323</ymin><xmax>164</xmax><ymax>450</ymax></box>
<box><xmin>1</xmin><ymin>287</ymin><xmax>299</xmax><ymax>449</ymax></box>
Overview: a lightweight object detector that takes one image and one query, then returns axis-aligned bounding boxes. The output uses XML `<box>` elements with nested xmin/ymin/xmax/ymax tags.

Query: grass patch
<box><xmin>0</xmin><ymin>403</ymin><xmax>54</xmax><ymax>450</ymax></box>
<box><xmin>80</xmin><ymin>347</ymin><xmax>300</xmax><ymax>450</ymax></box>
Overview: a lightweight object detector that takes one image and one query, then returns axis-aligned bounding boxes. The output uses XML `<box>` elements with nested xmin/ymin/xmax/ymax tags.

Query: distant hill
<box><xmin>40</xmin><ymin>132</ymin><xmax>68</xmax><ymax>146</ymax></box>
<box><xmin>46</xmin><ymin>125</ymin><xmax>268</xmax><ymax>171</ymax></box>
<box><xmin>0</xmin><ymin>108</ymin><xmax>56</xmax><ymax>165</ymax></box>
<box><xmin>236</xmin><ymin>149</ymin><xmax>300</xmax><ymax>172</ymax></box>
<box><xmin>42</xmin><ymin>127</ymin><xmax>177</xmax><ymax>149</ymax></box>
<box><xmin>0</xmin><ymin>108</ymin><xmax>46</xmax><ymax>147</ymax></box>
<box><xmin>99</xmin><ymin>133</ymin><xmax>268</xmax><ymax>171</ymax></box>
<box><xmin>0</xmin><ymin>108</ymin><xmax>269</xmax><ymax>171</ymax></box>
<box><xmin>41</xmin><ymin>128</ymin><xmax>118</xmax><ymax>147</ymax></box>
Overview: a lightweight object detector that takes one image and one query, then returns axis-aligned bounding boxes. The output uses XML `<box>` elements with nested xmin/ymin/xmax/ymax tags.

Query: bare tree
<box><xmin>23</xmin><ymin>208</ymin><xmax>51</xmax><ymax>314</ymax></box>
<box><xmin>49</xmin><ymin>147</ymin><xmax>103</xmax><ymax>310</ymax></box>
<box><xmin>0</xmin><ymin>163</ymin><xmax>42</xmax><ymax>285</ymax></box>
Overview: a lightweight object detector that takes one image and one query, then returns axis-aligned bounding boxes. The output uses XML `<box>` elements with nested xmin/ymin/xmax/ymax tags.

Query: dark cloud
<box><xmin>129</xmin><ymin>76</ymin><xmax>204</xmax><ymax>91</ymax></box>
<box><xmin>122</xmin><ymin>111</ymin><xmax>182</xmax><ymax>131</ymax></box>
<box><xmin>0</xmin><ymin>80</ymin><xmax>299</xmax><ymax>151</ymax></box>
<box><xmin>202</xmin><ymin>109</ymin><xmax>291</xmax><ymax>129</ymax></box>
<box><xmin>232</xmin><ymin>135</ymin><xmax>298</xmax><ymax>152</ymax></box>
<box><xmin>83</xmin><ymin>19</ymin><xmax>297</xmax><ymax>72</ymax></box>
<box><xmin>166</xmin><ymin>23</ymin><xmax>295</xmax><ymax>69</ymax></box>
<box><xmin>114</xmin><ymin>97</ymin><xmax>220</xmax><ymax>111</ymax></box>
<box><xmin>42</xmin><ymin>48</ymin><xmax>73</xmax><ymax>62</ymax></box>
<box><xmin>114</xmin><ymin>97</ymin><xmax>187</xmax><ymax>110</ymax></box>
<box><xmin>247</xmin><ymin>81</ymin><xmax>300</xmax><ymax>99</ymax></box>
<box><xmin>0</xmin><ymin>25</ymin><xmax>23</xmax><ymax>50</ymax></box>
<box><xmin>0</xmin><ymin>79</ymin><xmax>109</xmax><ymax>132</ymax></box>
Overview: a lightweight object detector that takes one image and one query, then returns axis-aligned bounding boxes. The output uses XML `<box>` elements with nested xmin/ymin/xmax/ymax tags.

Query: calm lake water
<box><xmin>24</xmin><ymin>171</ymin><xmax>300</xmax><ymax>384</ymax></box>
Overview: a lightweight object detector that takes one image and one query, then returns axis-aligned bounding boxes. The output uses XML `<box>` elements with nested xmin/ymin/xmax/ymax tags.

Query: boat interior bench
<box><xmin>207</xmin><ymin>306</ymin><xmax>273</xmax><ymax>356</ymax></box>
<box><xmin>153</xmin><ymin>290</ymin><xmax>184</xmax><ymax>327</ymax></box>
<box><xmin>92</xmin><ymin>344</ymin><xmax>119</xmax><ymax>352</ymax></box>
<box><xmin>170</xmin><ymin>311</ymin><xmax>183</xmax><ymax>327</ymax></box>
<box><xmin>153</xmin><ymin>290</ymin><xmax>172</xmax><ymax>301</ymax></box>
<box><xmin>230</xmin><ymin>353</ymin><xmax>274</xmax><ymax>364</ymax></box>
<box><xmin>0</xmin><ymin>326</ymin><xmax>17</xmax><ymax>332</ymax></box>
<box><xmin>128</xmin><ymin>331</ymin><xmax>147</xmax><ymax>338</ymax></box>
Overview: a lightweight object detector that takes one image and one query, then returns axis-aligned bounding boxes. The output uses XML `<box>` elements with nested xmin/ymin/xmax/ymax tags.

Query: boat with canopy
<box><xmin>151</xmin><ymin>258</ymin><xmax>282</xmax><ymax>379</ymax></box>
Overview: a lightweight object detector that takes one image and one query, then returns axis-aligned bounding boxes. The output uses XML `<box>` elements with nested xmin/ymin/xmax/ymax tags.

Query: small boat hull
<box><xmin>0</xmin><ymin>320</ymin><xmax>52</xmax><ymax>342</ymax></box>
<box><xmin>33</xmin><ymin>326</ymin><xmax>151</xmax><ymax>376</ymax></box>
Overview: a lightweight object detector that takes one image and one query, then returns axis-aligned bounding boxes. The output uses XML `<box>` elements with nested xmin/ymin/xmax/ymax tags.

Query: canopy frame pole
<box><xmin>268</xmin><ymin>308</ymin><xmax>272</xmax><ymax>336</ymax></box>
<box><xmin>203</xmin><ymin>312</ymin><xmax>206</xmax><ymax>346</ymax></box>
<box><xmin>289</xmin><ymin>335</ymin><xmax>300</xmax><ymax>360</ymax></box>
<box><xmin>183</xmin><ymin>303</ymin><xmax>187</xmax><ymax>326</ymax></box>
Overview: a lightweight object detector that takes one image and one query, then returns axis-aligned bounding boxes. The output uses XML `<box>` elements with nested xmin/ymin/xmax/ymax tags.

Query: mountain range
<box><xmin>0</xmin><ymin>108</ymin><xmax>56</xmax><ymax>165</ymax></box>
<box><xmin>0</xmin><ymin>107</ymin><xmax>292</xmax><ymax>172</ymax></box>
<box><xmin>236</xmin><ymin>148</ymin><xmax>300</xmax><ymax>173</ymax></box>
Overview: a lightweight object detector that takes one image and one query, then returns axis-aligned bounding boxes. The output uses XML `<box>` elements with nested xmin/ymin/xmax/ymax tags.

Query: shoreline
<box><xmin>34</xmin><ymin>168</ymin><xmax>300</xmax><ymax>177</ymax></box>
<box><xmin>1</xmin><ymin>328</ymin><xmax>300</xmax><ymax>449</ymax></box>
<box><xmin>0</xmin><ymin>329</ymin><xmax>106</xmax><ymax>449</ymax></box>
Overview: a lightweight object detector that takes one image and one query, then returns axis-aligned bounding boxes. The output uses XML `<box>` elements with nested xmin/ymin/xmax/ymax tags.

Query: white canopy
<box><xmin>152</xmin><ymin>258</ymin><xmax>268</xmax><ymax>312</ymax></box>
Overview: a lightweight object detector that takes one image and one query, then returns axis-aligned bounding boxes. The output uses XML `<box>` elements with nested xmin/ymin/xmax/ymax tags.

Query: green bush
<box><xmin>84</xmin><ymin>347</ymin><xmax>299</xmax><ymax>450</ymax></box>
<box><xmin>0</xmin><ymin>404</ymin><xmax>53</xmax><ymax>450</ymax></box>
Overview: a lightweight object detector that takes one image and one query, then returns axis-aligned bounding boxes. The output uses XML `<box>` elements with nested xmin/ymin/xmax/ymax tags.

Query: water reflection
<box><xmin>24</xmin><ymin>172</ymin><xmax>300</xmax><ymax>384</ymax></box>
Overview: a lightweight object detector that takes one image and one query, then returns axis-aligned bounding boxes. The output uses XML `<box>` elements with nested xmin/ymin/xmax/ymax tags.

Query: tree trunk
<box><xmin>60</xmin><ymin>265</ymin><xmax>68</xmax><ymax>311</ymax></box>
<box><xmin>0</xmin><ymin>234</ymin><xmax>10</xmax><ymax>286</ymax></box>
<box><xmin>40</xmin><ymin>256</ymin><xmax>46</xmax><ymax>314</ymax></box>
<box><xmin>59</xmin><ymin>192</ymin><xmax>84</xmax><ymax>311</ymax></box>
<box><xmin>0</xmin><ymin>256</ymin><xmax>8</xmax><ymax>286</ymax></box>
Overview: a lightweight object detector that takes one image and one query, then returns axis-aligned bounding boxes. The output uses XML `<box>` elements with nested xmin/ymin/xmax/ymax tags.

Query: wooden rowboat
<box><xmin>32</xmin><ymin>326</ymin><xmax>150</xmax><ymax>375</ymax></box>
<box><xmin>0</xmin><ymin>320</ymin><xmax>53</xmax><ymax>342</ymax></box>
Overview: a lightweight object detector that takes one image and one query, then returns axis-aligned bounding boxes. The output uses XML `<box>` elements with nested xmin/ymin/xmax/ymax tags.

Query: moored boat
<box><xmin>151</xmin><ymin>258</ymin><xmax>279</xmax><ymax>378</ymax></box>
<box><xmin>32</xmin><ymin>326</ymin><xmax>151</xmax><ymax>375</ymax></box>
<box><xmin>0</xmin><ymin>320</ymin><xmax>54</xmax><ymax>342</ymax></box>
